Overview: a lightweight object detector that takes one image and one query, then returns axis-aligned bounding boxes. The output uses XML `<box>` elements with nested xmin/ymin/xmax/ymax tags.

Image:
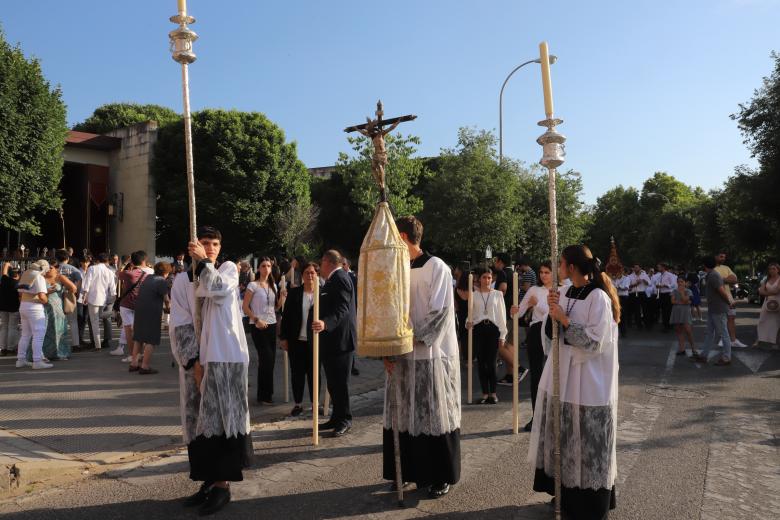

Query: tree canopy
<box><xmin>73</xmin><ymin>103</ymin><xmax>180</xmax><ymax>134</ymax></box>
<box><xmin>0</xmin><ymin>28</ymin><xmax>68</xmax><ymax>235</ymax></box>
<box><xmin>152</xmin><ymin>109</ymin><xmax>310</xmax><ymax>257</ymax></box>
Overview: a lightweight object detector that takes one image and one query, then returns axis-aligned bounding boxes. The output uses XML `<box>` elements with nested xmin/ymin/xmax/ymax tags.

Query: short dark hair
<box><xmin>473</xmin><ymin>266</ymin><xmax>492</xmax><ymax>279</ymax></box>
<box><xmin>322</xmin><ymin>249</ymin><xmax>342</xmax><ymax>265</ymax></box>
<box><xmin>496</xmin><ymin>253</ymin><xmax>511</xmax><ymax>266</ymax></box>
<box><xmin>97</xmin><ymin>253</ymin><xmax>109</xmax><ymax>263</ymax></box>
<box><xmin>702</xmin><ymin>256</ymin><xmax>716</xmax><ymax>269</ymax></box>
<box><xmin>131</xmin><ymin>250</ymin><xmax>147</xmax><ymax>266</ymax></box>
<box><xmin>395</xmin><ymin>216</ymin><xmax>423</xmax><ymax>245</ymax></box>
<box><xmin>197</xmin><ymin>225</ymin><xmax>222</xmax><ymax>241</ymax></box>
<box><xmin>516</xmin><ymin>256</ymin><xmax>531</xmax><ymax>267</ymax></box>
<box><xmin>54</xmin><ymin>249</ymin><xmax>69</xmax><ymax>263</ymax></box>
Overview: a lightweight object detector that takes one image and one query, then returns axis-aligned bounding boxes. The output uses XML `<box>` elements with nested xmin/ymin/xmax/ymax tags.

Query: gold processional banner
<box><xmin>357</xmin><ymin>202</ymin><xmax>414</xmax><ymax>358</ymax></box>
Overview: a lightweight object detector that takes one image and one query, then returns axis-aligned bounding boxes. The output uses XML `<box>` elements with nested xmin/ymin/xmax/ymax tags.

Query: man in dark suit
<box><xmin>312</xmin><ymin>250</ymin><xmax>356</xmax><ymax>437</ymax></box>
<box><xmin>342</xmin><ymin>257</ymin><xmax>360</xmax><ymax>376</ymax></box>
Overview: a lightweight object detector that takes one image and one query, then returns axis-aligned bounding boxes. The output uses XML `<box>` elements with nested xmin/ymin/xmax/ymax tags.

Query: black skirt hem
<box><xmin>382</xmin><ymin>428</ymin><xmax>461</xmax><ymax>485</ymax></box>
<box><xmin>533</xmin><ymin>468</ymin><xmax>616</xmax><ymax>520</ymax></box>
<box><xmin>188</xmin><ymin>432</ymin><xmax>253</xmax><ymax>483</ymax></box>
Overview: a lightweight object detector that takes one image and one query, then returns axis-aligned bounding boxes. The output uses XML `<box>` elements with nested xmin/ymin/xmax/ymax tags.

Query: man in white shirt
<box><xmin>647</xmin><ymin>268</ymin><xmax>661</xmax><ymax>329</ymax></box>
<box><xmin>656</xmin><ymin>263</ymin><xmax>677</xmax><ymax>332</ymax></box>
<box><xmin>627</xmin><ymin>264</ymin><xmax>651</xmax><ymax>329</ymax></box>
<box><xmin>81</xmin><ymin>253</ymin><xmax>116</xmax><ymax>350</ymax></box>
<box><xmin>614</xmin><ymin>269</ymin><xmax>631</xmax><ymax>338</ymax></box>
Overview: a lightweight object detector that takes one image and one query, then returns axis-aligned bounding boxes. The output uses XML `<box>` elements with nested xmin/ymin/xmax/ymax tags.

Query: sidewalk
<box><xmin>0</xmin><ymin>327</ymin><xmax>386</xmax><ymax>496</ymax></box>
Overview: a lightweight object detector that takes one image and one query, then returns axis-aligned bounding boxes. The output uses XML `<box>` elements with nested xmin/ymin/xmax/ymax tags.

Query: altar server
<box><xmin>530</xmin><ymin>244</ymin><xmax>619</xmax><ymax>520</ymax></box>
<box><xmin>383</xmin><ymin>216</ymin><xmax>461</xmax><ymax>498</ymax></box>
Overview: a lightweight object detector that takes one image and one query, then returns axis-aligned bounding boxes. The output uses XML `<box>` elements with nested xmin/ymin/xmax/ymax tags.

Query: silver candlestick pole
<box><xmin>168</xmin><ymin>7</ymin><xmax>198</xmax><ymax>243</ymax></box>
<box><xmin>537</xmin><ymin>116</ymin><xmax>566</xmax><ymax>520</ymax></box>
<box><xmin>168</xmin><ymin>2</ymin><xmax>202</xmax><ymax>337</ymax></box>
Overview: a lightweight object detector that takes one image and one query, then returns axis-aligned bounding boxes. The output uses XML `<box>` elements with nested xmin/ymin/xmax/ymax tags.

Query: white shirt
<box><xmin>628</xmin><ymin>271</ymin><xmax>650</xmax><ymax>294</ymax></box>
<box><xmin>246</xmin><ymin>281</ymin><xmax>277</xmax><ymax>325</ymax></box>
<box><xmin>470</xmin><ymin>289</ymin><xmax>508</xmax><ymax>340</ymax></box>
<box><xmin>614</xmin><ymin>275</ymin><xmax>630</xmax><ymax>297</ymax></box>
<box><xmin>18</xmin><ymin>273</ymin><xmax>47</xmax><ymax>311</ymax></box>
<box><xmin>299</xmin><ymin>290</ymin><xmax>314</xmax><ymax>341</ymax></box>
<box><xmin>82</xmin><ymin>263</ymin><xmax>116</xmax><ymax>306</ymax></box>
<box><xmin>648</xmin><ymin>272</ymin><xmax>661</xmax><ymax>298</ymax></box>
<box><xmin>516</xmin><ymin>285</ymin><xmax>551</xmax><ymax>325</ymax></box>
<box><xmin>656</xmin><ymin>271</ymin><xmax>677</xmax><ymax>294</ymax></box>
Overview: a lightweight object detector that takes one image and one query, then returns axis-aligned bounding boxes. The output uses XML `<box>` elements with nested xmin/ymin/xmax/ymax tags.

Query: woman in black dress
<box><xmin>132</xmin><ymin>262</ymin><xmax>172</xmax><ymax>375</ymax></box>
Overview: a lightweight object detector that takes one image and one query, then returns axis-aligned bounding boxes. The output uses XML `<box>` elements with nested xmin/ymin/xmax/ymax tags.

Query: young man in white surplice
<box><xmin>529</xmin><ymin>244</ymin><xmax>620</xmax><ymax>520</ymax></box>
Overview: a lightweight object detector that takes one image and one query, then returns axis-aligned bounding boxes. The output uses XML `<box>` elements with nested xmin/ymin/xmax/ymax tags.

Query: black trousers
<box><xmin>527</xmin><ymin>321</ymin><xmax>545</xmax><ymax>413</ymax></box>
<box><xmin>618</xmin><ymin>296</ymin><xmax>629</xmax><ymax>337</ymax></box>
<box><xmin>288</xmin><ymin>339</ymin><xmax>318</xmax><ymax>405</ymax></box>
<box><xmin>473</xmin><ymin>321</ymin><xmax>499</xmax><ymax>395</ymax></box>
<box><xmin>646</xmin><ymin>296</ymin><xmax>660</xmax><ymax>329</ymax></box>
<box><xmin>250</xmin><ymin>326</ymin><xmax>276</xmax><ymax>402</ymax></box>
<box><xmin>659</xmin><ymin>292</ymin><xmax>673</xmax><ymax>330</ymax></box>
<box><xmin>626</xmin><ymin>293</ymin><xmax>645</xmax><ymax>328</ymax></box>
<box><xmin>322</xmin><ymin>350</ymin><xmax>353</xmax><ymax>424</ymax></box>
<box><xmin>188</xmin><ymin>433</ymin><xmax>253</xmax><ymax>483</ymax></box>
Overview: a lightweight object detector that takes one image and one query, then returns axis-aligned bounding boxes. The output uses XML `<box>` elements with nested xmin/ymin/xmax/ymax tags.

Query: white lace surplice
<box><xmin>384</xmin><ymin>255</ymin><xmax>461</xmax><ymax>436</ymax></box>
<box><xmin>194</xmin><ymin>261</ymin><xmax>251</xmax><ymax>439</ymax></box>
<box><xmin>528</xmin><ymin>286</ymin><xmax>619</xmax><ymax>492</ymax></box>
<box><xmin>169</xmin><ymin>273</ymin><xmax>199</xmax><ymax>444</ymax></box>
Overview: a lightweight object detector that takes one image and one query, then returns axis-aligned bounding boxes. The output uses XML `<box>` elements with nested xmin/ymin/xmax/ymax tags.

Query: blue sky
<box><xmin>2</xmin><ymin>0</ymin><xmax>778</xmax><ymax>203</ymax></box>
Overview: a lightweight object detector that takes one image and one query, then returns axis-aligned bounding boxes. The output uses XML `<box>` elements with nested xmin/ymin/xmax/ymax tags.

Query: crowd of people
<box><xmin>1</xmin><ymin>228</ymin><xmax>778</xmax><ymax>518</ymax></box>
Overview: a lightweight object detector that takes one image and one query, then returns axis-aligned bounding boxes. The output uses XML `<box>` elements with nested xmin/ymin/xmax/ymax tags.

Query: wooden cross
<box><xmin>344</xmin><ymin>100</ymin><xmax>416</xmax><ymax>202</ymax></box>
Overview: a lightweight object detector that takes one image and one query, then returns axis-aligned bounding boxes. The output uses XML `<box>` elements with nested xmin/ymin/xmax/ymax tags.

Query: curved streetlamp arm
<box><xmin>499</xmin><ymin>59</ymin><xmax>539</xmax><ymax>163</ymax></box>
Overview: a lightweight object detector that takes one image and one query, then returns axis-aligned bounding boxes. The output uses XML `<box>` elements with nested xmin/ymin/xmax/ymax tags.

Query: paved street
<box><xmin>1</xmin><ymin>303</ymin><xmax>778</xmax><ymax>519</ymax></box>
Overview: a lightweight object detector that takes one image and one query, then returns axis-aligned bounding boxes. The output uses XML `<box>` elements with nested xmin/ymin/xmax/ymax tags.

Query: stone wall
<box><xmin>107</xmin><ymin>122</ymin><xmax>158</xmax><ymax>258</ymax></box>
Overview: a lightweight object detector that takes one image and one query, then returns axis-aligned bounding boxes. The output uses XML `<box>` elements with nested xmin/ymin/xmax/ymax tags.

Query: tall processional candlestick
<box><xmin>169</xmin><ymin>0</ymin><xmax>201</xmax><ymax>334</ymax></box>
<box><xmin>537</xmin><ymin>41</ymin><xmax>566</xmax><ymax>520</ymax></box>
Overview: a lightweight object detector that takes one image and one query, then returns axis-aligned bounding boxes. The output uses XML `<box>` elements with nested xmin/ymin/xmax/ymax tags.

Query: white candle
<box><xmin>178</xmin><ymin>0</ymin><xmax>187</xmax><ymax>16</ymax></box>
<box><xmin>539</xmin><ymin>41</ymin><xmax>554</xmax><ymax>118</ymax></box>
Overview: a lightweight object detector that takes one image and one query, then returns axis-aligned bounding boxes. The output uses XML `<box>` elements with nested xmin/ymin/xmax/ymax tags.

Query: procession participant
<box><xmin>279</xmin><ymin>261</ymin><xmax>321</xmax><ymax>416</ymax></box>
<box><xmin>243</xmin><ymin>257</ymin><xmax>285</xmax><ymax>404</ymax></box>
<box><xmin>613</xmin><ymin>268</ymin><xmax>631</xmax><ymax>338</ymax></box>
<box><xmin>16</xmin><ymin>260</ymin><xmax>53</xmax><ymax>369</ymax></box>
<box><xmin>174</xmin><ymin>226</ymin><xmax>252</xmax><ymax>516</ymax></box>
<box><xmin>530</xmin><ymin>245</ymin><xmax>619</xmax><ymax>520</ymax></box>
<box><xmin>383</xmin><ymin>216</ymin><xmax>461</xmax><ymax>498</ymax></box>
<box><xmin>311</xmin><ymin>250</ymin><xmax>356</xmax><ymax>437</ymax></box>
<box><xmin>510</xmin><ymin>260</ymin><xmax>554</xmax><ymax>432</ymax></box>
<box><xmin>656</xmin><ymin>263</ymin><xmax>677</xmax><ymax>332</ymax></box>
<box><xmin>466</xmin><ymin>267</ymin><xmax>507</xmax><ymax>404</ymax></box>
<box><xmin>627</xmin><ymin>264</ymin><xmax>650</xmax><ymax>329</ymax></box>
<box><xmin>342</xmin><ymin>256</ymin><xmax>361</xmax><ymax>376</ymax></box>
<box><xmin>646</xmin><ymin>267</ymin><xmax>660</xmax><ymax>329</ymax></box>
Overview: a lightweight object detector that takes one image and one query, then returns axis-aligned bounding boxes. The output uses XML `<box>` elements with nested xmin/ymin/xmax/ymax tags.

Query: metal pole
<box><xmin>499</xmin><ymin>59</ymin><xmax>538</xmax><ymax>163</ymax></box>
<box><xmin>391</xmin><ymin>369</ymin><xmax>404</xmax><ymax>506</ymax></box>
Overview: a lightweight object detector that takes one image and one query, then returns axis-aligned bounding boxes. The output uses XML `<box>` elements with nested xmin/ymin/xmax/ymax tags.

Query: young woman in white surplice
<box><xmin>529</xmin><ymin>245</ymin><xmax>620</xmax><ymax>520</ymax></box>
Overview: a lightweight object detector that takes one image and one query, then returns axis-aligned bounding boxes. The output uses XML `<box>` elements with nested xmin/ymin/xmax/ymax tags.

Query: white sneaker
<box><xmin>110</xmin><ymin>347</ymin><xmax>125</xmax><ymax>356</ymax></box>
<box><xmin>32</xmin><ymin>360</ymin><xmax>53</xmax><ymax>370</ymax></box>
<box><xmin>733</xmin><ymin>339</ymin><xmax>748</xmax><ymax>348</ymax></box>
<box><xmin>121</xmin><ymin>356</ymin><xmax>132</xmax><ymax>363</ymax></box>
<box><xmin>15</xmin><ymin>360</ymin><xmax>31</xmax><ymax>368</ymax></box>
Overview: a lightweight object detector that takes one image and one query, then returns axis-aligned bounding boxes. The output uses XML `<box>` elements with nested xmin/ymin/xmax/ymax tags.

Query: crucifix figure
<box><xmin>345</xmin><ymin>100</ymin><xmax>417</xmax><ymax>202</ymax></box>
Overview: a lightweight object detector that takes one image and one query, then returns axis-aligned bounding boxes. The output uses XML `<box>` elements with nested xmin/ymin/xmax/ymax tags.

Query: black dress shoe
<box><xmin>319</xmin><ymin>420</ymin><xmax>338</xmax><ymax>430</ymax></box>
<box><xmin>428</xmin><ymin>482</ymin><xmax>450</xmax><ymax>498</ymax></box>
<box><xmin>198</xmin><ymin>486</ymin><xmax>230</xmax><ymax>516</ymax></box>
<box><xmin>523</xmin><ymin>420</ymin><xmax>533</xmax><ymax>432</ymax></box>
<box><xmin>332</xmin><ymin>423</ymin><xmax>351</xmax><ymax>437</ymax></box>
<box><xmin>183</xmin><ymin>483</ymin><xmax>212</xmax><ymax>507</ymax></box>
<box><xmin>351</xmin><ymin>367</ymin><xmax>360</xmax><ymax>376</ymax></box>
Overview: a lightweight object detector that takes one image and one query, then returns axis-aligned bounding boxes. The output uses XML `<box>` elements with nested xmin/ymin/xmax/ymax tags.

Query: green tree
<box><xmin>518</xmin><ymin>168</ymin><xmax>588</xmax><ymax>263</ymax></box>
<box><xmin>584</xmin><ymin>186</ymin><xmax>642</xmax><ymax>265</ymax></box>
<box><xmin>335</xmin><ymin>133</ymin><xmax>430</xmax><ymax>224</ymax></box>
<box><xmin>152</xmin><ymin>109</ymin><xmax>310</xmax><ymax>256</ymax></box>
<box><xmin>74</xmin><ymin>103</ymin><xmax>180</xmax><ymax>134</ymax></box>
<box><xmin>0</xmin><ymin>28</ymin><xmax>68</xmax><ymax>234</ymax></box>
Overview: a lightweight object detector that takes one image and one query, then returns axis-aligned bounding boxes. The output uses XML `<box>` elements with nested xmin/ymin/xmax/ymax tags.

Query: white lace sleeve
<box><xmin>195</xmin><ymin>261</ymin><xmax>239</xmax><ymax>304</ymax></box>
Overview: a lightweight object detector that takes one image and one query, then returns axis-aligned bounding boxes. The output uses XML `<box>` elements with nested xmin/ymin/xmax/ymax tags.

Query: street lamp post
<box><xmin>499</xmin><ymin>55</ymin><xmax>557</xmax><ymax>163</ymax></box>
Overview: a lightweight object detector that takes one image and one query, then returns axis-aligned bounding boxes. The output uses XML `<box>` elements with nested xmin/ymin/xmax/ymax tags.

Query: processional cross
<box><xmin>344</xmin><ymin>101</ymin><xmax>417</xmax><ymax>202</ymax></box>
